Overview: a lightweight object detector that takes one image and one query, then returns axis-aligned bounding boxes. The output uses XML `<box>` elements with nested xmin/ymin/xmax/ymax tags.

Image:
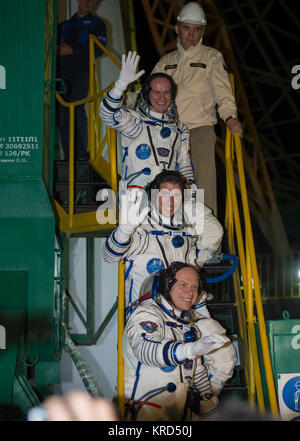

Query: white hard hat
<box><xmin>177</xmin><ymin>2</ymin><xmax>207</xmax><ymax>26</ymax></box>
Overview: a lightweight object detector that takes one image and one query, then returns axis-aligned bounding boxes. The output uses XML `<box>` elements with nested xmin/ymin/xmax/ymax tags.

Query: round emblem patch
<box><xmin>140</xmin><ymin>321</ymin><xmax>158</xmax><ymax>333</ymax></box>
<box><xmin>141</xmin><ymin>167</ymin><xmax>151</xmax><ymax>176</ymax></box>
<box><xmin>160</xmin><ymin>366</ymin><xmax>176</xmax><ymax>373</ymax></box>
<box><xmin>157</xmin><ymin>147</ymin><xmax>170</xmax><ymax>157</ymax></box>
<box><xmin>172</xmin><ymin>236</ymin><xmax>184</xmax><ymax>248</ymax></box>
<box><xmin>184</xmin><ymin>359</ymin><xmax>194</xmax><ymax>370</ymax></box>
<box><xmin>136</xmin><ymin>144</ymin><xmax>151</xmax><ymax>160</ymax></box>
<box><xmin>160</xmin><ymin>127</ymin><xmax>171</xmax><ymax>138</ymax></box>
<box><xmin>146</xmin><ymin>258</ymin><xmax>165</xmax><ymax>274</ymax></box>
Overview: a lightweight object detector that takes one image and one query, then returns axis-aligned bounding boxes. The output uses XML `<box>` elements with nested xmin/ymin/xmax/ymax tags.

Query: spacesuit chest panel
<box><xmin>121</xmin><ymin>124</ymin><xmax>181</xmax><ymax>187</ymax></box>
<box><xmin>126</xmin><ymin>232</ymin><xmax>196</xmax><ymax>296</ymax></box>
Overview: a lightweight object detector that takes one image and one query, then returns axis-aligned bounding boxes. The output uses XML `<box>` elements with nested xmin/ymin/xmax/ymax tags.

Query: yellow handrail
<box><xmin>225</xmin><ymin>73</ymin><xmax>279</xmax><ymax>416</ymax></box>
<box><xmin>128</xmin><ymin>0</ymin><xmax>138</xmax><ymax>52</ymax></box>
<box><xmin>89</xmin><ymin>35</ymin><xmax>122</xmax><ymax>68</ymax></box>
<box><xmin>89</xmin><ymin>35</ymin><xmax>96</xmax><ymax>161</ymax></box>
<box><xmin>68</xmin><ymin>104</ymin><xmax>75</xmax><ymax>228</ymax></box>
<box><xmin>117</xmin><ymin>261</ymin><xmax>125</xmax><ymax>418</ymax></box>
<box><xmin>235</xmin><ymin>133</ymin><xmax>278</xmax><ymax>415</ymax></box>
<box><xmin>88</xmin><ymin>36</ymin><xmax>121</xmax><ymax>188</ymax></box>
<box><xmin>107</xmin><ymin>127</ymin><xmax>118</xmax><ymax>195</ymax></box>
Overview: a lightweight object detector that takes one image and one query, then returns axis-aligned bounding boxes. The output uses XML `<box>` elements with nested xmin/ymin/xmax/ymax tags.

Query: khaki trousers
<box><xmin>190</xmin><ymin>125</ymin><xmax>217</xmax><ymax>215</ymax></box>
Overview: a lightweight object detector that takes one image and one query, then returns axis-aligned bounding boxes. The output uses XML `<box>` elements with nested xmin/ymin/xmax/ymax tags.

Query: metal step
<box><xmin>60</xmin><ymin>204</ymin><xmax>102</xmax><ymax>214</ymax></box>
<box><xmin>221</xmin><ymin>366</ymin><xmax>248</xmax><ymax>400</ymax></box>
<box><xmin>203</xmin><ymin>262</ymin><xmax>233</xmax><ymax>274</ymax></box>
<box><xmin>53</xmin><ymin>160</ymin><xmax>111</xmax><ymax>212</ymax></box>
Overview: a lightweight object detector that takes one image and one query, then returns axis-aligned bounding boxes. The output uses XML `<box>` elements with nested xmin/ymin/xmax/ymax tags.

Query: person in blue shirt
<box><xmin>57</xmin><ymin>0</ymin><xmax>107</xmax><ymax>160</ymax></box>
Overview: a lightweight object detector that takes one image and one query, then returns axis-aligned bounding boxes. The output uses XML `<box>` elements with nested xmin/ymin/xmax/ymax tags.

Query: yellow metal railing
<box><xmin>117</xmin><ymin>261</ymin><xmax>125</xmax><ymax>418</ymax></box>
<box><xmin>88</xmin><ymin>36</ymin><xmax>121</xmax><ymax>193</ymax></box>
<box><xmin>54</xmin><ymin>37</ymin><xmax>120</xmax><ymax>233</ymax></box>
<box><xmin>213</xmin><ymin>251</ymin><xmax>300</xmax><ymax>304</ymax></box>
<box><xmin>225</xmin><ymin>74</ymin><xmax>278</xmax><ymax>416</ymax></box>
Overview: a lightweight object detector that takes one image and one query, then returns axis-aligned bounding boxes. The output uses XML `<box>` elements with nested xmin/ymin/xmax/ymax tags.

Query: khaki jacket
<box><xmin>152</xmin><ymin>38</ymin><xmax>237</xmax><ymax>129</ymax></box>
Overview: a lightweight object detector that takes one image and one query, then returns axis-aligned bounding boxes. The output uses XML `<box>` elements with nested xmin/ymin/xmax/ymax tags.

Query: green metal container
<box><xmin>266</xmin><ymin>314</ymin><xmax>300</xmax><ymax>419</ymax></box>
<box><xmin>266</xmin><ymin>315</ymin><xmax>300</xmax><ymax>380</ymax></box>
<box><xmin>0</xmin><ymin>0</ymin><xmax>62</xmax><ymax>418</ymax></box>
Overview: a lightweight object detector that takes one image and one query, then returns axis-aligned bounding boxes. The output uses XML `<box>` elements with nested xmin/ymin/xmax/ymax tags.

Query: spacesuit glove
<box><xmin>184</xmin><ymin>199</ymin><xmax>205</xmax><ymax>235</ymax></box>
<box><xmin>176</xmin><ymin>334</ymin><xmax>229</xmax><ymax>361</ymax></box>
<box><xmin>112</xmin><ymin>51</ymin><xmax>145</xmax><ymax>98</ymax></box>
<box><xmin>209</xmin><ymin>376</ymin><xmax>224</xmax><ymax>396</ymax></box>
<box><xmin>117</xmin><ymin>188</ymin><xmax>148</xmax><ymax>239</ymax></box>
<box><xmin>185</xmin><ymin>182</ymin><xmax>197</xmax><ymax>202</ymax></box>
<box><xmin>196</xmin><ymin>249</ymin><xmax>216</xmax><ymax>268</ymax></box>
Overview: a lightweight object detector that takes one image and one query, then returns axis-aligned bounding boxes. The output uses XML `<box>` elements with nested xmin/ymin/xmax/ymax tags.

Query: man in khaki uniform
<box><xmin>152</xmin><ymin>2</ymin><xmax>243</xmax><ymax>215</ymax></box>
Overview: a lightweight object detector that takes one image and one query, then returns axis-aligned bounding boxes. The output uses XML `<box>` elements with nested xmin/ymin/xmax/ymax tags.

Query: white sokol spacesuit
<box><xmin>99</xmin><ymin>91</ymin><xmax>194</xmax><ymax>188</ymax></box>
<box><xmin>103</xmin><ymin>182</ymin><xmax>223</xmax><ymax>318</ymax></box>
<box><xmin>122</xmin><ymin>269</ymin><xmax>237</xmax><ymax>421</ymax></box>
<box><xmin>99</xmin><ymin>52</ymin><xmax>194</xmax><ymax>189</ymax></box>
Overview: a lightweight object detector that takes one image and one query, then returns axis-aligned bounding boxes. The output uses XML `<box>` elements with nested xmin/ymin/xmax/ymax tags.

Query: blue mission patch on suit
<box><xmin>172</xmin><ymin>236</ymin><xmax>184</xmax><ymax>248</ymax></box>
<box><xmin>160</xmin><ymin>127</ymin><xmax>171</xmax><ymax>138</ymax></box>
<box><xmin>160</xmin><ymin>365</ymin><xmax>176</xmax><ymax>373</ymax></box>
<box><xmin>146</xmin><ymin>258</ymin><xmax>165</xmax><ymax>274</ymax></box>
<box><xmin>140</xmin><ymin>321</ymin><xmax>158</xmax><ymax>333</ymax></box>
<box><xmin>135</xmin><ymin>144</ymin><xmax>151</xmax><ymax>160</ymax></box>
<box><xmin>157</xmin><ymin>147</ymin><xmax>170</xmax><ymax>157</ymax></box>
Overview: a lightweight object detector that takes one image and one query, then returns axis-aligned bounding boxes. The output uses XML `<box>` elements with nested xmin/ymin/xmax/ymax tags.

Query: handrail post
<box><xmin>89</xmin><ymin>36</ymin><xmax>96</xmax><ymax>160</ymax></box>
<box><xmin>234</xmin><ymin>133</ymin><xmax>279</xmax><ymax>416</ymax></box>
<box><xmin>225</xmin><ymin>73</ymin><xmax>278</xmax><ymax>416</ymax></box>
<box><xmin>246</xmin><ymin>239</ymin><xmax>265</xmax><ymax>411</ymax></box>
<box><xmin>109</xmin><ymin>128</ymin><xmax>118</xmax><ymax>195</ymax></box>
<box><xmin>117</xmin><ymin>261</ymin><xmax>125</xmax><ymax>418</ymax></box>
<box><xmin>69</xmin><ymin>104</ymin><xmax>75</xmax><ymax>228</ymax></box>
<box><xmin>90</xmin><ymin>35</ymin><xmax>121</xmax><ymax>68</ymax></box>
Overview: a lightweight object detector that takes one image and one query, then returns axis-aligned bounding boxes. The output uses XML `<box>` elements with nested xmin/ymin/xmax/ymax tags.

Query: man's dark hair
<box><xmin>146</xmin><ymin>169</ymin><xmax>186</xmax><ymax>194</ymax></box>
<box><xmin>141</xmin><ymin>73</ymin><xmax>177</xmax><ymax>105</ymax></box>
<box><xmin>157</xmin><ymin>262</ymin><xmax>202</xmax><ymax>305</ymax></box>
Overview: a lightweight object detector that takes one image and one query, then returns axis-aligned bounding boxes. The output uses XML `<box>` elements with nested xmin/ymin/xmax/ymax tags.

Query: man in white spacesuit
<box><xmin>122</xmin><ymin>263</ymin><xmax>237</xmax><ymax>421</ymax></box>
<box><xmin>103</xmin><ymin>170</ymin><xmax>223</xmax><ymax>318</ymax></box>
<box><xmin>99</xmin><ymin>51</ymin><xmax>194</xmax><ymax>189</ymax></box>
